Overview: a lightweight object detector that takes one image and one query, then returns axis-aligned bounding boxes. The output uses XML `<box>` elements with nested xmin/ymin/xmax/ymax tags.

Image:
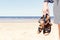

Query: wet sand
<box><xmin>0</xmin><ymin>19</ymin><xmax>59</xmax><ymax>40</ymax></box>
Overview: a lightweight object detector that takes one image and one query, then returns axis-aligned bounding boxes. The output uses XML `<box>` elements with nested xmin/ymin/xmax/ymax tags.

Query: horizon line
<box><xmin>0</xmin><ymin>16</ymin><xmax>54</xmax><ymax>19</ymax></box>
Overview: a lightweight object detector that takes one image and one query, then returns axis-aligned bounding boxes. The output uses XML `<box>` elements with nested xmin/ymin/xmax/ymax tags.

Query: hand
<box><xmin>42</xmin><ymin>2</ymin><xmax>49</xmax><ymax>15</ymax></box>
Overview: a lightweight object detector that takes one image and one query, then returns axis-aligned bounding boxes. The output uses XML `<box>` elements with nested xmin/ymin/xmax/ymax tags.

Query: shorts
<box><xmin>53</xmin><ymin>0</ymin><xmax>60</xmax><ymax>24</ymax></box>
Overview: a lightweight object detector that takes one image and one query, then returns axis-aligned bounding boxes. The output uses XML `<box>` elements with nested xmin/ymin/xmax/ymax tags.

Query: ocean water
<box><xmin>0</xmin><ymin>16</ymin><xmax>54</xmax><ymax>19</ymax></box>
<box><xmin>0</xmin><ymin>16</ymin><xmax>54</xmax><ymax>22</ymax></box>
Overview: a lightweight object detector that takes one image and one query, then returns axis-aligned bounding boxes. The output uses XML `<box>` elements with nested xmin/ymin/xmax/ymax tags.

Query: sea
<box><xmin>0</xmin><ymin>16</ymin><xmax>54</xmax><ymax>22</ymax></box>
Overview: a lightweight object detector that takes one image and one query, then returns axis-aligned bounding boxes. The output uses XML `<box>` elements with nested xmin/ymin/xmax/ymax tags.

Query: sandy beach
<box><xmin>0</xmin><ymin>19</ymin><xmax>59</xmax><ymax>40</ymax></box>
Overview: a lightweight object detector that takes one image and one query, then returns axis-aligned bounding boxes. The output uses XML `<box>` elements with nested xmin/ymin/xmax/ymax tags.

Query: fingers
<box><xmin>42</xmin><ymin>8</ymin><xmax>49</xmax><ymax>15</ymax></box>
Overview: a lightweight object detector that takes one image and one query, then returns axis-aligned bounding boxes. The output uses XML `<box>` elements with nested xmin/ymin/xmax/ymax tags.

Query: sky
<box><xmin>0</xmin><ymin>0</ymin><xmax>54</xmax><ymax>16</ymax></box>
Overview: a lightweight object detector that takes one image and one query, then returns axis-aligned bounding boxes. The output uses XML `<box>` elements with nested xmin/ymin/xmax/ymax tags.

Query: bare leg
<box><xmin>58</xmin><ymin>24</ymin><xmax>60</xmax><ymax>39</ymax></box>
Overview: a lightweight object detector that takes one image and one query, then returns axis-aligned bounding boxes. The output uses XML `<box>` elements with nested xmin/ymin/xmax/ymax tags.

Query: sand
<box><xmin>0</xmin><ymin>19</ymin><xmax>59</xmax><ymax>40</ymax></box>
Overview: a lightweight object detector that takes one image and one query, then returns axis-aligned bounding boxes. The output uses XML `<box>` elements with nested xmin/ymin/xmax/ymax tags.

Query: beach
<box><xmin>0</xmin><ymin>18</ymin><xmax>59</xmax><ymax>40</ymax></box>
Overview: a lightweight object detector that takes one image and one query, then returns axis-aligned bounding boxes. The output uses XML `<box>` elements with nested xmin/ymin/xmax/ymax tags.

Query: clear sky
<box><xmin>0</xmin><ymin>0</ymin><xmax>54</xmax><ymax>16</ymax></box>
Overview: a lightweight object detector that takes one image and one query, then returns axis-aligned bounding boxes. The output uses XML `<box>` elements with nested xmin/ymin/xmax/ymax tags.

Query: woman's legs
<box><xmin>58</xmin><ymin>24</ymin><xmax>60</xmax><ymax>39</ymax></box>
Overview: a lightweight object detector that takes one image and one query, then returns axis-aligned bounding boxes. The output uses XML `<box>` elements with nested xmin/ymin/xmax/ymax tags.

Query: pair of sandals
<box><xmin>38</xmin><ymin>14</ymin><xmax>52</xmax><ymax>35</ymax></box>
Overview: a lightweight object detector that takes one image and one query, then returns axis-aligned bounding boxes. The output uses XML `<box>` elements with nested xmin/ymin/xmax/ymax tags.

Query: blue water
<box><xmin>0</xmin><ymin>16</ymin><xmax>54</xmax><ymax>22</ymax></box>
<box><xmin>0</xmin><ymin>16</ymin><xmax>54</xmax><ymax>19</ymax></box>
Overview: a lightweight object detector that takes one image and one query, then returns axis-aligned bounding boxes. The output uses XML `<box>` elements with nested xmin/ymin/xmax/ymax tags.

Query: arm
<box><xmin>43</xmin><ymin>0</ymin><xmax>54</xmax><ymax>15</ymax></box>
<box><xmin>43</xmin><ymin>2</ymin><xmax>49</xmax><ymax>15</ymax></box>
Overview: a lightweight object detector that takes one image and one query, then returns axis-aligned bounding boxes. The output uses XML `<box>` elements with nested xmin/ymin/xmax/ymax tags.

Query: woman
<box><xmin>43</xmin><ymin>0</ymin><xmax>60</xmax><ymax>39</ymax></box>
